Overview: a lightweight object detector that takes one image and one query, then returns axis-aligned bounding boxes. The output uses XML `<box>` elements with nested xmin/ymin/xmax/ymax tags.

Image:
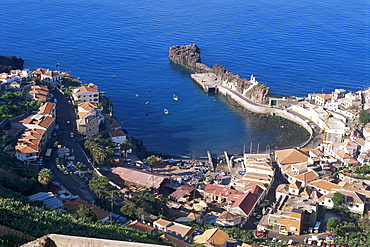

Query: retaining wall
<box><xmin>217</xmin><ymin>85</ymin><xmax>313</xmax><ymax>145</ymax></box>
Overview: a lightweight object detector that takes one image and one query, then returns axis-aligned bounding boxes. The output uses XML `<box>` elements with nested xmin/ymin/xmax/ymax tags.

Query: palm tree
<box><xmin>84</xmin><ymin>137</ymin><xmax>99</xmax><ymax>153</ymax></box>
<box><xmin>145</xmin><ymin>155</ymin><xmax>162</xmax><ymax>172</ymax></box>
<box><xmin>120</xmin><ymin>139</ymin><xmax>132</xmax><ymax>160</ymax></box>
<box><xmin>38</xmin><ymin>168</ymin><xmax>52</xmax><ymax>191</ymax></box>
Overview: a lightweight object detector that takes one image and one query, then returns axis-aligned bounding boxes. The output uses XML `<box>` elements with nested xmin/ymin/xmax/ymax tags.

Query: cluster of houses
<box><xmin>0</xmin><ymin>67</ymin><xmax>129</xmax><ymax>163</ymax></box>
<box><xmin>4</xmin><ymin>66</ymin><xmax>370</xmax><ymax>246</ymax></box>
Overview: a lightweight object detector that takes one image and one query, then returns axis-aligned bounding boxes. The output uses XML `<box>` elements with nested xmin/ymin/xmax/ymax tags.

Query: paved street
<box><xmin>42</xmin><ymin>89</ymin><xmax>95</xmax><ymax>202</ymax></box>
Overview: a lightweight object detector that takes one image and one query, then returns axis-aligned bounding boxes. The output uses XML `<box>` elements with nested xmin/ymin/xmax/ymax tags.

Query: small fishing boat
<box><xmin>164</xmin><ymin>108</ymin><xmax>169</xmax><ymax>114</ymax></box>
<box><xmin>135</xmin><ymin>94</ymin><xmax>139</xmax><ymax>97</ymax></box>
<box><xmin>145</xmin><ymin>101</ymin><xmax>149</xmax><ymax>105</ymax></box>
<box><xmin>173</xmin><ymin>94</ymin><xmax>178</xmax><ymax>101</ymax></box>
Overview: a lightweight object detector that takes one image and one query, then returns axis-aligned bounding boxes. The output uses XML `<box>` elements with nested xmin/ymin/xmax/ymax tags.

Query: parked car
<box><xmin>70</xmin><ymin>132</ymin><xmax>74</xmax><ymax>138</ymax></box>
<box><xmin>256</xmin><ymin>214</ymin><xmax>262</xmax><ymax>219</ymax></box>
<box><xmin>255</xmin><ymin>230</ymin><xmax>266</xmax><ymax>237</ymax></box>
<box><xmin>66</xmin><ymin>120</ymin><xmax>70</xmax><ymax>125</ymax></box>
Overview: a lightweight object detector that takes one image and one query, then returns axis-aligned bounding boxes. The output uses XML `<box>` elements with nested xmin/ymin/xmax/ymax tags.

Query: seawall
<box><xmin>217</xmin><ymin>85</ymin><xmax>313</xmax><ymax>142</ymax></box>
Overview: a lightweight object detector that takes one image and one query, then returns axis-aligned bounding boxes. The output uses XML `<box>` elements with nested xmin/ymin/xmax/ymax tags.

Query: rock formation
<box><xmin>0</xmin><ymin>55</ymin><xmax>24</xmax><ymax>73</ymax></box>
<box><xmin>169</xmin><ymin>44</ymin><xmax>269</xmax><ymax>104</ymax></box>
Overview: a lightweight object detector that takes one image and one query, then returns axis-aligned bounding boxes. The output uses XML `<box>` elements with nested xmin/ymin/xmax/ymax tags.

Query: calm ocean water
<box><xmin>1</xmin><ymin>0</ymin><xmax>369</xmax><ymax>157</ymax></box>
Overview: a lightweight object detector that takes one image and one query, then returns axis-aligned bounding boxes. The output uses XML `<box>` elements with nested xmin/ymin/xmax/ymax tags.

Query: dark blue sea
<box><xmin>1</xmin><ymin>0</ymin><xmax>369</xmax><ymax>157</ymax></box>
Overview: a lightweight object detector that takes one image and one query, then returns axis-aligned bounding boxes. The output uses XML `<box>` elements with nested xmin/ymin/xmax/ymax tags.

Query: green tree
<box><xmin>76</xmin><ymin>205</ymin><xmax>97</xmax><ymax>222</ymax></box>
<box><xmin>326</xmin><ymin>217</ymin><xmax>339</xmax><ymax>231</ymax></box>
<box><xmin>145</xmin><ymin>155</ymin><xmax>162</xmax><ymax>172</ymax></box>
<box><xmin>75</xmin><ymin>161</ymin><xmax>86</xmax><ymax>171</ymax></box>
<box><xmin>37</xmin><ymin>168</ymin><xmax>52</xmax><ymax>191</ymax></box>
<box><xmin>120</xmin><ymin>139</ymin><xmax>133</xmax><ymax>160</ymax></box>
<box><xmin>332</xmin><ymin>192</ymin><xmax>345</xmax><ymax>210</ymax></box>
<box><xmin>88</xmin><ymin>176</ymin><xmax>110</xmax><ymax>199</ymax></box>
<box><xmin>359</xmin><ymin>110</ymin><xmax>370</xmax><ymax>124</ymax></box>
<box><xmin>84</xmin><ymin>135</ymin><xmax>114</xmax><ymax>165</ymax></box>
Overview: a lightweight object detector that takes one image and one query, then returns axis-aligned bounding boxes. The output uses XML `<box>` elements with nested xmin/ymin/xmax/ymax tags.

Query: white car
<box><xmin>271</xmin><ymin>238</ymin><xmax>277</xmax><ymax>242</ymax></box>
<box><xmin>256</xmin><ymin>214</ymin><xmax>262</xmax><ymax>219</ymax></box>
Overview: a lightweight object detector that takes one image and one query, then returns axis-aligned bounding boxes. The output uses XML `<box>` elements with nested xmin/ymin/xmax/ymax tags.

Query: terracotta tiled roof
<box><xmin>74</xmin><ymin>86</ymin><xmax>98</xmax><ymax>94</ymax></box>
<box><xmin>77</xmin><ymin>111</ymin><xmax>90</xmax><ymax>119</ymax></box>
<box><xmin>36</xmin><ymin>116</ymin><xmax>55</xmax><ymax>129</ymax></box>
<box><xmin>217</xmin><ymin>211</ymin><xmax>240</xmax><ymax>220</ymax></box>
<box><xmin>293</xmin><ymin>170</ymin><xmax>319</xmax><ymax>183</ymax></box>
<box><xmin>289</xmin><ymin>181</ymin><xmax>301</xmax><ymax>189</ymax></box>
<box><xmin>154</xmin><ymin>218</ymin><xmax>172</xmax><ymax>227</ymax></box>
<box><xmin>112</xmin><ymin>167</ymin><xmax>169</xmax><ymax>189</ymax></box>
<box><xmin>78</xmin><ymin>102</ymin><xmax>98</xmax><ymax>111</ymax></box>
<box><xmin>275</xmin><ymin>149</ymin><xmax>309</xmax><ymax>165</ymax></box>
<box><xmin>193</xmin><ymin>228</ymin><xmax>229</xmax><ymax>246</ymax></box>
<box><xmin>63</xmin><ymin>198</ymin><xmax>109</xmax><ymax>221</ymax></box>
<box><xmin>161</xmin><ymin>234</ymin><xmax>189</xmax><ymax>247</ymax></box>
<box><xmin>187</xmin><ymin>212</ymin><xmax>201</xmax><ymax>219</ymax></box>
<box><xmin>39</xmin><ymin>102</ymin><xmax>55</xmax><ymax>115</ymax></box>
<box><xmin>169</xmin><ymin>185</ymin><xmax>194</xmax><ymax>199</ymax></box>
<box><xmin>110</xmin><ymin>130</ymin><xmax>126</xmax><ymax>137</ymax></box>
<box><xmin>203</xmin><ymin>184</ymin><xmax>243</xmax><ymax>201</ymax></box>
<box><xmin>166</xmin><ymin>223</ymin><xmax>195</xmax><ymax>238</ymax></box>
<box><xmin>308</xmin><ymin>179</ymin><xmax>342</xmax><ymax>192</ymax></box>
<box><xmin>126</xmin><ymin>220</ymin><xmax>155</xmax><ymax>233</ymax></box>
<box><xmin>230</xmin><ymin>191</ymin><xmax>259</xmax><ymax>216</ymax></box>
<box><xmin>316</xmin><ymin>93</ymin><xmax>332</xmax><ymax>100</ymax></box>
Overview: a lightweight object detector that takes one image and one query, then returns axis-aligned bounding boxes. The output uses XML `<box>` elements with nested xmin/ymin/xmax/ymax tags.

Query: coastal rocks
<box><xmin>169</xmin><ymin>44</ymin><xmax>212</xmax><ymax>73</ymax></box>
<box><xmin>169</xmin><ymin>44</ymin><xmax>269</xmax><ymax>104</ymax></box>
<box><xmin>0</xmin><ymin>55</ymin><xmax>24</xmax><ymax>73</ymax></box>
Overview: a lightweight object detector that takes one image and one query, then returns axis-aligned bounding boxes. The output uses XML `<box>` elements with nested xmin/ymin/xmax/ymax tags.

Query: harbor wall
<box><xmin>217</xmin><ymin>85</ymin><xmax>313</xmax><ymax>146</ymax></box>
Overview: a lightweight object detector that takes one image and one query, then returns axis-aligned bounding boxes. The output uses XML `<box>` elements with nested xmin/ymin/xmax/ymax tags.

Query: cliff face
<box><xmin>169</xmin><ymin>44</ymin><xmax>269</xmax><ymax>104</ymax></box>
<box><xmin>0</xmin><ymin>56</ymin><xmax>24</xmax><ymax>73</ymax></box>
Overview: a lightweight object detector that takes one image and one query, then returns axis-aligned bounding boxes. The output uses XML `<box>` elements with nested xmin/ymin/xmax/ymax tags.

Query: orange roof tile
<box><xmin>275</xmin><ymin>149</ymin><xmax>309</xmax><ymax>165</ymax></box>
<box><xmin>308</xmin><ymin>179</ymin><xmax>342</xmax><ymax>191</ymax></box>
<box><xmin>293</xmin><ymin>170</ymin><xmax>319</xmax><ymax>183</ymax></box>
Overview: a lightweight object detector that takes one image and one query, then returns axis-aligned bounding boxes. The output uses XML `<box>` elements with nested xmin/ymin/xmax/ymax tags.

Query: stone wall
<box><xmin>169</xmin><ymin>44</ymin><xmax>269</xmax><ymax>104</ymax></box>
<box><xmin>21</xmin><ymin>234</ymin><xmax>170</xmax><ymax>247</ymax></box>
<box><xmin>217</xmin><ymin>85</ymin><xmax>313</xmax><ymax>146</ymax></box>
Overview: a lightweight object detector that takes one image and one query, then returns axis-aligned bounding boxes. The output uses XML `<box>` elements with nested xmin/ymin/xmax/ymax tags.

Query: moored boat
<box><xmin>173</xmin><ymin>94</ymin><xmax>178</xmax><ymax>101</ymax></box>
<box><xmin>164</xmin><ymin>108</ymin><xmax>169</xmax><ymax>114</ymax></box>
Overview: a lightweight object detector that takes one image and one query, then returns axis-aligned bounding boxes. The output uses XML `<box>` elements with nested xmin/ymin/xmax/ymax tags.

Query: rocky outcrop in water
<box><xmin>0</xmin><ymin>55</ymin><xmax>24</xmax><ymax>73</ymax></box>
<box><xmin>169</xmin><ymin>44</ymin><xmax>270</xmax><ymax>104</ymax></box>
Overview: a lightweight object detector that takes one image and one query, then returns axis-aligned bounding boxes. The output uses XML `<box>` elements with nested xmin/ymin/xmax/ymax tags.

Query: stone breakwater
<box><xmin>169</xmin><ymin>44</ymin><xmax>315</xmax><ymax>148</ymax></box>
<box><xmin>169</xmin><ymin>44</ymin><xmax>269</xmax><ymax>105</ymax></box>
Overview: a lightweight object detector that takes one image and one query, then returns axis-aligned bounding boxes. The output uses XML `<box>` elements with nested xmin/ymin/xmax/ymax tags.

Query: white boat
<box><xmin>173</xmin><ymin>94</ymin><xmax>178</xmax><ymax>101</ymax></box>
<box><xmin>164</xmin><ymin>108</ymin><xmax>169</xmax><ymax>114</ymax></box>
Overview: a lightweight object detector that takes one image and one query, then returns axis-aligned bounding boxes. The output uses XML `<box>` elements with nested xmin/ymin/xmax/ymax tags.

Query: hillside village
<box><xmin>1</xmin><ymin>67</ymin><xmax>370</xmax><ymax>246</ymax></box>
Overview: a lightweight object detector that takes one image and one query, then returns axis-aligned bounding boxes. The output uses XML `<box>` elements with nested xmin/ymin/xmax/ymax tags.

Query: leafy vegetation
<box><xmin>333</xmin><ymin>220</ymin><xmax>370</xmax><ymax>247</ymax></box>
<box><xmin>0</xmin><ymin>197</ymin><xmax>169</xmax><ymax>246</ymax></box>
<box><xmin>359</xmin><ymin>110</ymin><xmax>370</xmax><ymax>124</ymax></box>
<box><xmin>332</xmin><ymin>192</ymin><xmax>345</xmax><ymax>210</ymax></box>
<box><xmin>84</xmin><ymin>135</ymin><xmax>115</xmax><ymax>165</ymax></box>
<box><xmin>0</xmin><ymin>154</ymin><xmax>42</xmax><ymax>196</ymax></box>
<box><xmin>120</xmin><ymin>191</ymin><xmax>166</xmax><ymax>220</ymax></box>
<box><xmin>145</xmin><ymin>155</ymin><xmax>162</xmax><ymax>172</ymax></box>
<box><xmin>326</xmin><ymin>217</ymin><xmax>339</xmax><ymax>231</ymax></box>
<box><xmin>120</xmin><ymin>139</ymin><xmax>133</xmax><ymax>160</ymax></box>
<box><xmin>0</xmin><ymin>91</ymin><xmax>42</xmax><ymax>120</ymax></box>
<box><xmin>88</xmin><ymin>176</ymin><xmax>111</xmax><ymax>199</ymax></box>
<box><xmin>37</xmin><ymin>168</ymin><xmax>52</xmax><ymax>191</ymax></box>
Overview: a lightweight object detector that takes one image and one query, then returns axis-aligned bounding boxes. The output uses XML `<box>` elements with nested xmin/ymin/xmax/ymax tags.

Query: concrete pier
<box><xmin>191</xmin><ymin>73</ymin><xmax>219</xmax><ymax>92</ymax></box>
